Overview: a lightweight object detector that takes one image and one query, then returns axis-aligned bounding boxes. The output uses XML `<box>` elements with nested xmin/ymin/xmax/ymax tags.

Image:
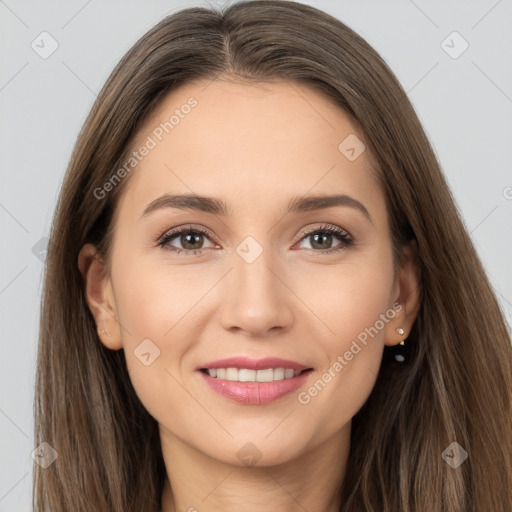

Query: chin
<box><xmin>202</xmin><ymin>432</ymin><xmax>311</xmax><ymax>469</ymax></box>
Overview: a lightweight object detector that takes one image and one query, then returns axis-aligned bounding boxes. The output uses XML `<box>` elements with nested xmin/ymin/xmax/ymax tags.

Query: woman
<box><xmin>34</xmin><ymin>1</ymin><xmax>512</xmax><ymax>511</ymax></box>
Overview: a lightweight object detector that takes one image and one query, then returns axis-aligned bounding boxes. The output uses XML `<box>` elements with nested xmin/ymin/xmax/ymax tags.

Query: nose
<box><xmin>218</xmin><ymin>247</ymin><xmax>295</xmax><ymax>337</ymax></box>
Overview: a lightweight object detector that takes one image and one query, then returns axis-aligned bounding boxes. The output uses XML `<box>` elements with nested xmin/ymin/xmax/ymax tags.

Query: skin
<box><xmin>78</xmin><ymin>79</ymin><xmax>420</xmax><ymax>512</ymax></box>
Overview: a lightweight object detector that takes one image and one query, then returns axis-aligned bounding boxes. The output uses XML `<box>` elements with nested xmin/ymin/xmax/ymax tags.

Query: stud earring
<box><xmin>394</xmin><ymin>327</ymin><xmax>407</xmax><ymax>363</ymax></box>
<box><xmin>99</xmin><ymin>328</ymin><xmax>109</xmax><ymax>336</ymax></box>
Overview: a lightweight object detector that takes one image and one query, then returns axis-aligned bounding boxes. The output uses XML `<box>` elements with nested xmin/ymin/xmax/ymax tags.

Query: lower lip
<box><xmin>198</xmin><ymin>370</ymin><xmax>312</xmax><ymax>405</ymax></box>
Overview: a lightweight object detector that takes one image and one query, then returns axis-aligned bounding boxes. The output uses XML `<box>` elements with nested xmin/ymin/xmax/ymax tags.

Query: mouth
<box><xmin>196</xmin><ymin>357</ymin><xmax>314</xmax><ymax>405</ymax></box>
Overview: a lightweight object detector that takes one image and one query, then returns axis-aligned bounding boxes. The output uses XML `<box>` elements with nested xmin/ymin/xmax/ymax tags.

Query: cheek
<box><xmin>293</xmin><ymin>252</ymin><xmax>395</xmax><ymax>433</ymax></box>
<box><xmin>299</xmin><ymin>255</ymin><xmax>395</xmax><ymax>352</ymax></box>
<box><xmin>112</xmin><ymin>248</ymin><xmax>210</xmax><ymax>346</ymax></box>
<box><xmin>108</xmin><ymin>251</ymin><xmax>202</xmax><ymax>413</ymax></box>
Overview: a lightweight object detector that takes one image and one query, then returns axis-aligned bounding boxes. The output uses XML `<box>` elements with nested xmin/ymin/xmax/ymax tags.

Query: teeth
<box><xmin>205</xmin><ymin>367</ymin><xmax>304</xmax><ymax>382</ymax></box>
<box><xmin>239</xmin><ymin>369</ymin><xmax>256</xmax><ymax>382</ymax></box>
<box><xmin>225</xmin><ymin>367</ymin><xmax>238</xmax><ymax>381</ymax></box>
<box><xmin>257</xmin><ymin>369</ymin><xmax>273</xmax><ymax>382</ymax></box>
<box><xmin>273</xmin><ymin>368</ymin><xmax>284</xmax><ymax>381</ymax></box>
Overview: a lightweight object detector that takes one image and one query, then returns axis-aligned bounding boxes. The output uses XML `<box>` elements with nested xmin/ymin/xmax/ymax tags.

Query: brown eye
<box><xmin>157</xmin><ymin>226</ymin><xmax>217</xmax><ymax>254</ymax></box>
<box><xmin>309</xmin><ymin>232</ymin><xmax>336</xmax><ymax>250</ymax></box>
<box><xmin>296</xmin><ymin>225</ymin><xmax>353</xmax><ymax>253</ymax></box>
<box><xmin>178</xmin><ymin>231</ymin><xmax>205</xmax><ymax>250</ymax></box>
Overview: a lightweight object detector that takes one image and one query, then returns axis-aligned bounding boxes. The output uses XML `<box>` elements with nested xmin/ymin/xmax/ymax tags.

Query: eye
<box><xmin>156</xmin><ymin>223</ymin><xmax>353</xmax><ymax>256</ymax></box>
<box><xmin>295</xmin><ymin>224</ymin><xmax>353</xmax><ymax>253</ymax></box>
<box><xmin>157</xmin><ymin>225</ymin><xmax>217</xmax><ymax>255</ymax></box>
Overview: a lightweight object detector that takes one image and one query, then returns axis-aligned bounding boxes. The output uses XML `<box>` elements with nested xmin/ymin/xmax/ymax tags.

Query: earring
<box><xmin>394</xmin><ymin>328</ymin><xmax>407</xmax><ymax>363</ymax></box>
<box><xmin>99</xmin><ymin>328</ymin><xmax>109</xmax><ymax>336</ymax></box>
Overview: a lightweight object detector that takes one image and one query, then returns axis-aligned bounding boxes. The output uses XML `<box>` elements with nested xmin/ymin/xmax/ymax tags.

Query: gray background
<box><xmin>1</xmin><ymin>0</ymin><xmax>511</xmax><ymax>509</ymax></box>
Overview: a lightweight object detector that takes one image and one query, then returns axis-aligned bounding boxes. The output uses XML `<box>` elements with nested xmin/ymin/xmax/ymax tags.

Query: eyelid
<box><xmin>292</xmin><ymin>223</ymin><xmax>353</xmax><ymax>252</ymax></box>
<box><xmin>297</xmin><ymin>223</ymin><xmax>351</xmax><ymax>241</ymax></box>
<box><xmin>157</xmin><ymin>224</ymin><xmax>219</xmax><ymax>245</ymax></box>
<box><xmin>155</xmin><ymin>225</ymin><xmax>220</xmax><ymax>257</ymax></box>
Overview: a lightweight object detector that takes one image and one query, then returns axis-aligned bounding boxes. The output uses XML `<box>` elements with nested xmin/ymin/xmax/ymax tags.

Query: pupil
<box><xmin>311</xmin><ymin>233</ymin><xmax>332</xmax><ymax>250</ymax></box>
<box><xmin>182</xmin><ymin>232</ymin><xmax>203</xmax><ymax>249</ymax></box>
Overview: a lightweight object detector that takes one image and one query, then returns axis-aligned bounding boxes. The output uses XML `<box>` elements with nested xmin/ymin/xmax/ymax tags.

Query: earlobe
<box><xmin>77</xmin><ymin>243</ymin><xmax>123</xmax><ymax>350</ymax></box>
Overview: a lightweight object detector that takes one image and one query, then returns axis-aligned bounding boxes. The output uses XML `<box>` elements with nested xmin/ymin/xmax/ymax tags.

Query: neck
<box><xmin>160</xmin><ymin>424</ymin><xmax>350</xmax><ymax>512</ymax></box>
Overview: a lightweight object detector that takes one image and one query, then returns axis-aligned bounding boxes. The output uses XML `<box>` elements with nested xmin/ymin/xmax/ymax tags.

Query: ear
<box><xmin>384</xmin><ymin>240</ymin><xmax>421</xmax><ymax>346</ymax></box>
<box><xmin>77</xmin><ymin>243</ymin><xmax>123</xmax><ymax>350</ymax></box>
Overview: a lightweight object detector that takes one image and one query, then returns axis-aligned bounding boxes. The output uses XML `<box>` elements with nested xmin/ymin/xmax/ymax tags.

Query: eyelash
<box><xmin>156</xmin><ymin>224</ymin><xmax>353</xmax><ymax>256</ymax></box>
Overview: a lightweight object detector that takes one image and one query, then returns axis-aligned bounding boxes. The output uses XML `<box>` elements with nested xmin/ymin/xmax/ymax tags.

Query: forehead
<box><xmin>115</xmin><ymin>79</ymin><xmax>385</xmax><ymax>224</ymax></box>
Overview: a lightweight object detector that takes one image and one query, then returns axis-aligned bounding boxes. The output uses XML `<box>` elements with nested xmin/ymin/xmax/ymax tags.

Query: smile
<box><xmin>197</xmin><ymin>357</ymin><xmax>314</xmax><ymax>405</ymax></box>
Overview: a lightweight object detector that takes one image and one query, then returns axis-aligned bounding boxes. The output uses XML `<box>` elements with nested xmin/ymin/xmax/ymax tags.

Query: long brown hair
<box><xmin>34</xmin><ymin>1</ymin><xmax>512</xmax><ymax>510</ymax></box>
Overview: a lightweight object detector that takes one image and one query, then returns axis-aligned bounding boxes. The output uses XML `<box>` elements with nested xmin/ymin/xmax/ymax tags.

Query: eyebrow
<box><xmin>140</xmin><ymin>193</ymin><xmax>372</xmax><ymax>222</ymax></box>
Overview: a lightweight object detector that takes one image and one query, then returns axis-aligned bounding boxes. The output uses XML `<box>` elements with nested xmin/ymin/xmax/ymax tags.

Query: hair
<box><xmin>34</xmin><ymin>1</ymin><xmax>512</xmax><ymax>510</ymax></box>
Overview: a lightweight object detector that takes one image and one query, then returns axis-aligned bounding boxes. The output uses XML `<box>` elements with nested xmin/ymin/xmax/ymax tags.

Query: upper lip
<box><xmin>197</xmin><ymin>356</ymin><xmax>311</xmax><ymax>371</ymax></box>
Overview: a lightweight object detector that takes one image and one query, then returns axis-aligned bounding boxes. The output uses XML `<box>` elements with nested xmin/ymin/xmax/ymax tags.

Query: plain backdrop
<box><xmin>1</xmin><ymin>0</ymin><xmax>511</xmax><ymax>509</ymax></box>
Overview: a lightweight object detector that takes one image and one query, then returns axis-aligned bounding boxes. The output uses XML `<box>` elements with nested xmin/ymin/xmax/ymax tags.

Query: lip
<box><xmin>197</xmin><ymin>356</ymin><xmax>310</xmax><ymax>372</ymax></box>
<box><xmin>196</xmin><ymin>356</ymin><xmax>313</xmax><ymax>405</ymax></box>
<box><xmin>199</xmin><ymin>369</ymin><xmax>313</xmax><ymax>405</ymax></box>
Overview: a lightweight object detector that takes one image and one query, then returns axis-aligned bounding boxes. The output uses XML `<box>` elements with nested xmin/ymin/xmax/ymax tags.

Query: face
<box><xmin>80</xmin><ymin>79</ymin><xmax>418</xmax><ymax>467</ymax></box>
